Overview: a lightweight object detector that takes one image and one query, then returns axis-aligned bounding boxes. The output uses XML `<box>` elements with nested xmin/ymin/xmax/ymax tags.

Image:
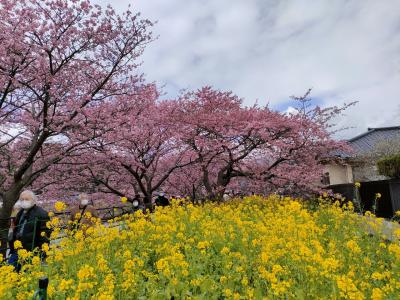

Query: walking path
<box><xmin>361</xmin><ymin>215</ymin><xmax>400</xmax><ymax>241</ymax></box>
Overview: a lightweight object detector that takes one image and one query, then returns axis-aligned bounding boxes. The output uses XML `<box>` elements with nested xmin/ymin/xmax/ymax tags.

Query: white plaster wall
<box><xmin>324</xmin><ymin>164</ymin><xmax>354</xmax><ymax>185</ymax></box>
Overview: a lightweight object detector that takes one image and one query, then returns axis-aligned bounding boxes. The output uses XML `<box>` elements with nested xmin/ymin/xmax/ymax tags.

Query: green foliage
<box><xmin>377</xmin><ymin>153</ymin><xmax>400</xmax><ymax>178</ymax></box>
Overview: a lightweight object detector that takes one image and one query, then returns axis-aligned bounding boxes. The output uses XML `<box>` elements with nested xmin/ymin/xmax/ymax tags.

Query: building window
<box><xmin>321</xmin><ymin>172</ymin><xmax>330</xmax><ymax>185</ymax></box>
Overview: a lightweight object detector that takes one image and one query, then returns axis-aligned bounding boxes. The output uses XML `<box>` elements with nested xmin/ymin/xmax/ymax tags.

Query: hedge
<box><xmin>377</xmin><ymin>153</ymin><xmax>400</xmax><ymax>178</ymax></box>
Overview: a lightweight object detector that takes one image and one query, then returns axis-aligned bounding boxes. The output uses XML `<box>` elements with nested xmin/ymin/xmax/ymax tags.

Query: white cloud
<box><xmin>95</xmin><ymin>0</ymin><xmax>400</xmax><ymax>138</ymax></box>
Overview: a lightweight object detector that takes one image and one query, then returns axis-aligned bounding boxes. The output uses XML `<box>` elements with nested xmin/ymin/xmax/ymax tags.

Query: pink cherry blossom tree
<box><xmin>34</xmin><ymin>87</ymin><xmax>197</xmax><ymax>207</ymax></box>
<box><xmin>166</xmin><ymin>163</ymin><xmax>204</xmax><ymax>201</ymax></box>
<box><xmin>29</xmin><ymin>83</ymin><xmax>158</xmax><ymax>205</ymax></box>
<box><xmin>79</xmin><ymin>98</ymin><xmax>196</xmax><ymax>206</ymax></box>
<box><xmin>168</xmin><ymin>87</ymin><xmax>353</xmax><ymax>201</ymax></box>
<box><xmin>32</xmin><ymin>86</ymin><xmax>353</xmax><ymax>208</ymax></box>
<box><xmin>0</xmin><ymin>0</ymin><xmax>153</xmax><ymax>251</ymax></box>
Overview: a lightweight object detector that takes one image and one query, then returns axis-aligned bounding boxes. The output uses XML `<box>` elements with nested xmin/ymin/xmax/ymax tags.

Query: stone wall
<box><xmin>352</xmin><ymin>163</ymin><xmax>388</xmax><ymax>182</ymax></box>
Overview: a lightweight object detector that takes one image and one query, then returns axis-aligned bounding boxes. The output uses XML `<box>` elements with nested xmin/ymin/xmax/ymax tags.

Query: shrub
<box><xmin>377</xmin><ymin>153</ymin><xmax>400</xmax><ymax>178</ymax></box>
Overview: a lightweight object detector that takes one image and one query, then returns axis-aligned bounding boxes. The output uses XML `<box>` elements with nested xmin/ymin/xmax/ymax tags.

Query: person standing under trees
<box><xmin>69</xmin><ymin>193</ymin><xmax>98</xmax><ymax>231</ymax></box>
<box><xmin>155</xmin><ymin>192</ymin><xmax>170</xmax><ymax>207</ymax></box>
<box><xmin>8</xmin><ymin>190</ymin><xmax>50</xmax><ymax>271</ymax></box>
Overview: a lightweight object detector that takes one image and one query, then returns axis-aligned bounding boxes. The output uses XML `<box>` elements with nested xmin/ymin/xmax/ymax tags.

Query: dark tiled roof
<box><xmin>347</xmin><ymin>126</ymin><xmax>400</xmax><ymax>156</ymax></box>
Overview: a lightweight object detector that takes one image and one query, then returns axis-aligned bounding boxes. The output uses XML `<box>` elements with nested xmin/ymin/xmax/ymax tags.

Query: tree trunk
<box><xmin>0</xmin><ymin>188</ymin><xmax>21</xmax><ymax>256</ymax></box>
<box><xmin>0</xmin><ymin>211</ymin><xmax>12</xmax><ymax>257</ymax></box>
<box><xmin>202</xmin><ymin>168</ymin><xmax>215</xmax><ymax>201</ymax></box>
<box><xmin>215</xmin><ymin>190</ymin><xmax>225</xmax><ymax>203</ymax></box>
<box><xmin>192</xmin><ymin>184</ymin><xmax>196</xmax><ymax>203</ymax></box>
<box><xmin>202</xmin><ymin>165</ymin><xmax>231</xmax><ymax>202</ymax></box>
<box><xmin>143</xmin><ymin>193</ymin><xmax>152</xmax><ymax>205</ymax></box>
<box><xmin>143</xmin><ymin>192</ymin><xmax>153</xmax><ymax>212</ymax></box>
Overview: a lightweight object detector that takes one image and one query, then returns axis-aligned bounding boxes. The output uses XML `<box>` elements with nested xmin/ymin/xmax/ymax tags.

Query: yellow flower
<box><xmin>220</xmin><ymin>246</ymin><xmax>230</xmax><ymax>254</ymax></box>
<box><xmin>31</xmin><ymin>256</ymin><xmax>41</xmax><ymax>266</ymax></box>
<box><xmin>3</xmin><ymin>194</ymin><xmax>400</xmax><ymax>299</ymax></box>
<box><xmin>54</xmin><ymin>201</ymin><xmax>66</xmax><ymax>212</ymax></box>
<box><xmin>241</xmin><ymin>276</ymin><xmax>249</xmax><ymax>286</ymax></box>
<box><xmin>371</xmin><ymin>288</ymin><xmax>384</xmax><ymax>300</ymax></box>
<box><xmin>346</xmin><ymin>240</ymin><xmax>361</xmax><ymax>253</ymax></box>
<box><xmin>41</xmin><ymin>243</ymin><xmax>49</xmax><ymax>253</ymax></box>
<box><xmin>197</xmin><ymin>241</ymin><xmax>210</xmax><ymax>250</ymax></box>
<box><xmin>122</xmin><ymin>250</ymin><xmax>131</xmax><ymax>259</ymax></box>
<box><xmin>77</xmin><ymin>264</ymin><xmax>96</xmax><ymax>281</ymax></box>
<box><xmin>355</xmin><ymin>182</ymin><xmax>361</xmax><ymax>188</ymax></box>
<box><xmin>271</xmin><ymin>280</ymin><xmax>291</xmax><ymax>296</ymax></box>
<box><xmin>246</xmin><ymin>288</ymin><xmax>255</xmax><ymax>299</ymax></box>
<box><xmin>14</xmin><ymin>240</ymin><xmax>22</xmax><ymax>249</ymax></box>
<box><xmin>371</xmin><ymin>272</ymin><xmax>385</xmax><ymax>281</ymax></box>
<box><xmin>375</xmin><ymin>193</ymin><xmax>382</xmax><ymax>199</ymax></box>
<box><xmin>190</xmin><ymin>278</ymin><xmax>201</xmax><ymax>286</ymax></box>
<box><xmin>224</xmin><ymin>289</ymin><xmax>233</xmax><ymax>297</ymax></box>
<box><xmin>59</xmin><ymin>279</ymin><xmax>74</xmax><ymax>292</ymax></box>
<box><xmin>17</xmin><ymin>249</ymin><xmax>30</xmax><ymax>260</ymax></box>
<box><xmin>83</xmin><ymin>211</ymin><xmax>92</xmax><ymax>219</ymax></box>
<box><xmin>121</xmin><ymin>197</ymin><xmax>128</xmax><ymax>203</ymax></box>
<box><xmin>336</xmin><ymin>275</ymin><xmax>363</xmax><ymax>299</ymax></box>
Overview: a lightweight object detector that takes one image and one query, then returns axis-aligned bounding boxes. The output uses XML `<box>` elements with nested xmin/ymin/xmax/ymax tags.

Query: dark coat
<box><xmin>155</xmin><ymin>195</ymin><xmax>170</xmax><ymax>207</ymax></box>
<box><xmin>10</xmin><ymin>205</ymin><xmax>50</xmax><ymax>252</ymax></box>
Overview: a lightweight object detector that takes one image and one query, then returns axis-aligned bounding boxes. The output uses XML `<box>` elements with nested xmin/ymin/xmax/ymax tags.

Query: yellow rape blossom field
<box><xmin>1</xmin><ymin>195</ymin><xmax>400</xmax><ymax>299</ymax></box>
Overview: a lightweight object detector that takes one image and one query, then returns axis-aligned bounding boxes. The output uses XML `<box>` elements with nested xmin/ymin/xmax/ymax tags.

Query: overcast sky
<box><xmin>96</xmin><ymin>0</ymin><xmax>400</xmax><ymax>138</ymax></box>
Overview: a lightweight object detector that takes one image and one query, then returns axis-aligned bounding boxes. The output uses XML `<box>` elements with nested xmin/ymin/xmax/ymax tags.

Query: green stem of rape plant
<box><xmin>354</xmin><ymin>182</ymin><xmax>363</xmax><ymax>214</ymax></box>
<box><xmin>372</xmin><ymin>193</ymin><xmax>381</xmax><ymax>216</ymax></box>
